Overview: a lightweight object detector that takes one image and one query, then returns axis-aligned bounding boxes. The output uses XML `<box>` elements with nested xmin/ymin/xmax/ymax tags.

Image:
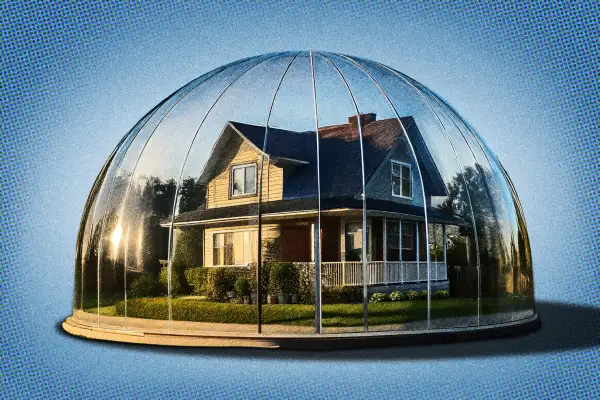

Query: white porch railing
<box><xmin>293</xmin><ymin>261</ymin><xmax>447</xmax><ymax>287</ymax></box>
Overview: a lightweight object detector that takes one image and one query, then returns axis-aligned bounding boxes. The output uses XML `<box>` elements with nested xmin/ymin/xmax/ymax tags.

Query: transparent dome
<box><xmin>66</xmin><ymin>51</ymin><xmax>536</xmax><ymax>346</ymax></box>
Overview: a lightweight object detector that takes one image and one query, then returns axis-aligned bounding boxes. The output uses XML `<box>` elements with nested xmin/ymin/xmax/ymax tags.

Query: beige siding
<box><xmin>206</xmin><ymin>140</ymin><xmax>283</xmax><ymax>209</ymax></box>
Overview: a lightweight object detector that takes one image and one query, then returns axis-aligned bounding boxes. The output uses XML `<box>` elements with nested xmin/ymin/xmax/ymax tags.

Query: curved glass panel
<box><xmin>72</xmin><ymin>51</ymin><xmax>535</xmax><ymax>337</ymax></box>
<box><xmin>77</xmin><ymin>101</ymin><xmax>162</xmax><ymax>320</ymax></box>
<box><xmin>312</xmin><ymin>53</ymin><xmax>367</xmax><ymax>333</ymax></box>
<box><xmin>166</xmin><ymin>53</ymin><xmax>299</xmax><ymax>334</ymax></box>
<box><xmin>257</xmin><ymin>53</ymin><xmax>319</xmax><ymax>334</ymax></box>
<box><xmin>325</xmin><ymin>54</ymin><xmax>434</xmax><ymax>332</ymax></box>
<box><xmin>407</xmin><ymin>79</ymin><xmax>523</xmax><ymax>324</ymax></box>
<box><xmin>92</xmin><ymin>56</ymin><xmax>273</xmax><ymax>330</ymax></box>
<box><xmin>348</xmin><ymin>56</ymin><xmax>485</xmax><ymax>329</ymax></box>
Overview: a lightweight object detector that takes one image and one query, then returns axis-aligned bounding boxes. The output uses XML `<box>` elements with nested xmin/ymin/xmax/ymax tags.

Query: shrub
<box><xmin>159</xmin><ymin>266</ymin><xmax>182</xmax><ymax>296</ymax></box>
<box><xmin>406</xmin><ymin>290</ymin><xmax>420</xmax><ymax>300</ymax></box>
<box><xmin>235</xmin><ymin>277</ymin><xmax>250</xmax><ymax>297</ymax></box>
<box><xmin>250</xmin><ymin>263</ymin><xmax>271</xmax><ymax>295</ymax></box>
<box><xmin>322</xmin><ymin>286</ymin><xmax>363</xmax><ymax>304</ymax></box>
<box><xmin>210</xmin><ymin>268</ymin><xmax>236</xmax><ymax>301</ymax></box>
<box><xmin>321</xmin><ymin>286</ymin><xmax>340</xmax><ymax>304</ymax></box>
<box><xmin>390</xmin><ymin>291</ymin><xmax>405</xmax><ymax>302</ymax></box>
<box><xmin>339</xmin><ymin>285</ymin><xmax>363</xmax><ymax>303</ymax></box>
<box><xmin>171</xmin><ymin>228</ymin><xmax>203</xmax><ymax>268</ymax></box>
<box><xmin>129</xmin><ymin>274</ymin><xmax>159</xmax><ymax>298</ymax></box>
<box><xmin>369</xmin><ymin>292</ymin><xmax>390</xmax><ymax>303</ymax></box>
<box><xmin>268</xmin><ymin>262</ymin><xmax>298</xmax><ymax>295</ymax></box>
<box><xmin>184</xmin><ymin>267</ymin><xmax>208</xmax><ymax>296</ymax></box>
<box><xmin>297</xmin><ymin>264</ymin><xmax>314</xmax><ymax>304</ymax></box>
<box><xmin>435</xmin><ymin>289</ymin><xmax>449</xmax><ymax>299</ymax></box>
<box><xmin>421</xmin><ymin>290</ymin><xmax>428</xmax><ymax>299</ymax></box>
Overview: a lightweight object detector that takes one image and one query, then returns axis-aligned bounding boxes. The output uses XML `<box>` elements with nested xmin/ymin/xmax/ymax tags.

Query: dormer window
<box><xmin>231</xmin><ymin>163</ymin><xmax>257</xmax><ymax>197</ymax></box>
<box><xmin>391</xmin><ymin>160</ymin><xmax>412</xmax><ymax>198</ymax></box>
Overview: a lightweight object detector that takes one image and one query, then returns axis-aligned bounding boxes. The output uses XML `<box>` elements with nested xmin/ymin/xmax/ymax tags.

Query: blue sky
<box><xmin>2</xmin><ymin>2</ymin><xmax>598</xmax><ymax>398</ymax></box>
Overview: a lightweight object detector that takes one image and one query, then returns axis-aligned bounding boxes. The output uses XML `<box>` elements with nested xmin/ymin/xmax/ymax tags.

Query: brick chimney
<box><xmin>348</xmin><ymin>113</ymin><xmax>376</xmax><ymax>129</ymax></box>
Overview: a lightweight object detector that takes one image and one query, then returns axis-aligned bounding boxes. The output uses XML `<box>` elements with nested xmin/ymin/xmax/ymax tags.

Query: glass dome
<box><xmin>64</xmin><ymin>51</ymin><xmax>536</xmax><ymax>347</ymax></box>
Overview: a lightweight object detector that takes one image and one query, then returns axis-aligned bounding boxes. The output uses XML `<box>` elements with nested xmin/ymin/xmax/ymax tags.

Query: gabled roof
<box><xmin>230</xmin><ymin>116</ymin><xmax>447</xmax><ymax>198</ymax></box>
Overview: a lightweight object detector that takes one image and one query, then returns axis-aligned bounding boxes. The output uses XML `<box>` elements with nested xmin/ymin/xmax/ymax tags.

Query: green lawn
<box><xmin>83</xmin><ymin>296</ymin><xmax>530</xmax><ymax>327</ymax></box>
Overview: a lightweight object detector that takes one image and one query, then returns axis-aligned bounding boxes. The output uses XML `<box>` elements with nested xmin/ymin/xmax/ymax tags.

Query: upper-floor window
<box><xmin>391</xmin><ymin>160</ymin><xmax>412</xmax><ymax>198</ymax></box>
<box><xmin>231</xmin><ymin>163</ymin><xmax>256</xmax><ymax>197</ymax></box>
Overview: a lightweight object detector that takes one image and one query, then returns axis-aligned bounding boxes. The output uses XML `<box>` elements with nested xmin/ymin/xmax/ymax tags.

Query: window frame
<box><xmin>212</xmin><ymin>229</ymin><xmax>256</xmax><ymax>267</ymax></box>
<box><xmin>230</xmin><ymin>162</ymin><xmax>257</xmax><ymax>198</ymax></box>
<box><xmin>390</xmin><ymin>159</ymin><xmax>412</xmax><ymax>199</ymax></box>
<box><xmin>212</xmin><ymin>232</ymin><xmax>234</xmax><ymax>266</ymax></box>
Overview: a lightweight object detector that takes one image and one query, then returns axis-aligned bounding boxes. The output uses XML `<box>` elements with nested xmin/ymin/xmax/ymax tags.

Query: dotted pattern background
<box><xmin>1</xmin><ymin>1</ymin><xmax>598</xmax><ymax>399</ymax></box>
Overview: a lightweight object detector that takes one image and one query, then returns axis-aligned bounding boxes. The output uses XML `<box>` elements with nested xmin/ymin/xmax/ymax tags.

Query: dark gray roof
<box><xmin>231</xmin><ymin>116</ymin><xmax>447</xmax><ymax>199</ymax></box>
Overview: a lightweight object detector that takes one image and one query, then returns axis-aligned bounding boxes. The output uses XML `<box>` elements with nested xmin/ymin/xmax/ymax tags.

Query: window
<box><xmin>402</xmin><ymin>223</ymin><xmax>415</xmax><ymax>250</ymax></box>
<box><xmin>213</xmin><ymin>232</ymin><xmax>234</xmax><ymax>266</ymax></box>
<box><xmin>386</xmin><ymin>220</ymin><xmax>400</xmax><ymax>261</ymax></box>
<box><xmin>231</xmin><ymin>164</ymin><xmax>256</xmax><ymax>197</ymax></box>
<box><xmin>212</xmin><ymin>231</ymin><xmax>256</xmax><ymax>266</ymax></box>
<box><xmin>391</xmin><ymin>160</ymin><xmax>412</xmax><ymax>198</ymax></box>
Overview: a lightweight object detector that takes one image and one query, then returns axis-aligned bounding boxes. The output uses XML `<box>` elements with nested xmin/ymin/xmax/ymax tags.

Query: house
<box><xmin>163</xmin><ymin>114</ymin><xmax>468</xmax><ymax>292</ymax></box>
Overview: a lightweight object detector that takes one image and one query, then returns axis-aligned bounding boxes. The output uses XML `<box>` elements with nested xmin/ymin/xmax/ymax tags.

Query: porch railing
<box><xmin>293</xmin><ymin>261</ymin><xmax>447</xmax><ymax>287</ymax></box>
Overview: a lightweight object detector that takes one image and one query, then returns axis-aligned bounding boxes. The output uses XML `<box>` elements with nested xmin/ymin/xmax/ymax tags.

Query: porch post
<box><xmin>340</xmin><ymin>218</ymin><xmax>345</xmax><ymax>285</ymax></box>
<box><xmin>442</xmin><ymin>224</ymin><xmax>447</xmax><ymax>281</ymax></box>
<box><xmin>383</xmin><ymin>217</ymin><xmax>387</xmax><ymax>285</ymax></box>
<box><xmin>399</xmin><ymin>219</ymin><xmax>403</xmax><ymax>284</ymax></box>
<box><xmin>416</xmin><ymin>222</ymin><xmax>420</xmax><ymax>281</ymax></box>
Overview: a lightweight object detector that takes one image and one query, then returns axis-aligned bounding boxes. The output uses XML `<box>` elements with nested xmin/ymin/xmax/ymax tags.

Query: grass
<box><xmin>84</xmin><ymin>296</ymin><xmax>531</xmax><ymax>327</ymax></box>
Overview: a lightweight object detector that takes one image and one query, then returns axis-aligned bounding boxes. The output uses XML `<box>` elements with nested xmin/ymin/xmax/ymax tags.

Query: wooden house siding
<box><xmin>206</xmin><ymin>139</ymin><xmax>283</xmax><ymax>209</ymax></box>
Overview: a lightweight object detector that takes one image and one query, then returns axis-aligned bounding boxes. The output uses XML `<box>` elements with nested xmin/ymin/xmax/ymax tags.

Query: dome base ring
<box><xmin>62</xmin><ymin>313</ymin><xmax>540</xmax><ymax>350</ymax></box>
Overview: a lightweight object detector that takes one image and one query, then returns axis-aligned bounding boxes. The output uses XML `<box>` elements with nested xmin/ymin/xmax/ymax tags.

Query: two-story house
<box><xmin>163</xmin><ymin>113</ymin><xmax>464</xmax><ymax>290</ymax></box>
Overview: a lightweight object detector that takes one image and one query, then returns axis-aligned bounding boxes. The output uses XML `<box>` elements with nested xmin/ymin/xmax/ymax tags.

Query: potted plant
<box><xmin>278</xmin><ymin>292</ymin><xmax>289</xmax><ymax>305</ymax></box>
<box><xmin>290</xmin><ymin>293</ymin><xmax>299</xmax><ymax>304</ymax></box>
<box><xmin>235</xmin><ymin>277</ymin><xmax>251</xmax><ymax>305</ymax></box>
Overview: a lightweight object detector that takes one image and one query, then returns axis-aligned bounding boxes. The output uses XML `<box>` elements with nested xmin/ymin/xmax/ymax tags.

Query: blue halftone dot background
<box><xmin>1</xmin><ymin>1</ymin><xmax>598</xmax><ymax>399</ymax></box>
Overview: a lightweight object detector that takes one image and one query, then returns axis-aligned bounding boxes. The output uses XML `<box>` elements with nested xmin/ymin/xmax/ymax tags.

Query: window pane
<box><xmin>243</xmin><ymin>231</ymin><xmax>252</xmax><ymax>263</ymax></box>
<box><xmin>387</xmin><ymin>248</ymin><xmax>400</xmax><ymax>262</ymax></box>
<box><xmin>213</xmin><ymin>233</ymin><xmax>222</xmax><ymax>265</ymax></box>
<box><xmin>391</xmin><ymin>162</ymin><xmax>401</xmax><ymax>176</ymax></box>
<box><xmin>401</xmin><ymin>165</ymin><xmax>410</xmax><ymax>180</ymax></box>
<box><xmin>233</xmin><ymin>231</ymin><xmax>244</xmax><ymax>264</ymax></box>
<box><xmin>244</xmin><ymin>165</ymin><xmax>256</xmax><ymax>194</ymax></box>
<box><xmin>402</xmin><ymin>223</ymin><xmax>414</xmax><ymax>250</ymax></box>
<box><xmin>232</xmin><ymin>167</ymin><xmax>244</xmax><ymax>196</ymax></box>
<box><xmin>402</xmin><ymin>177</ymin><xmax>411</xmax><ymax>197</ymax></box>
<box><xmin>392</xmin><ymin>175</ymin><xmax>401</xmax><ymax>196</ymax></box>
<box><xmin>386</xmin><ymin>220</ymin><xmax>400</xmax><ymax>235</ymax></box>
<box><xmin>224</xmin><ymin>233</ymin><xmax>234</xmax><ymax>265</ymax></box>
